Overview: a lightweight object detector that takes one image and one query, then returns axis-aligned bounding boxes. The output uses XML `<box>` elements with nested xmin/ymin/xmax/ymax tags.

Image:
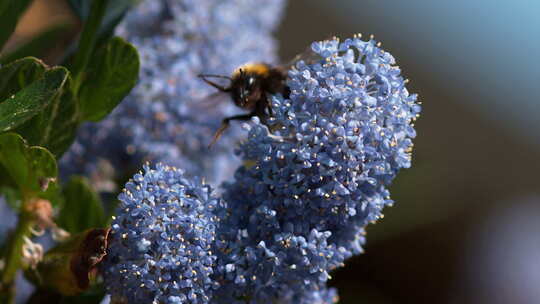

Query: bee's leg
<box><xmin>282</xmin><ymin>85</ymin><xmax>291</xmax><ymax>99</ymax></box>
<box><xmin>209</xmin><ymin>113</ymin><xmax>255</xmax><ymax>148</ymax></box>
<box><xmin>266</xmin><ymin>102</ymin><xmax>273</xmax><ymax>117</ymax></box>
<box><xmin>260</xmin><ymin>93</ymin><xmax>273</xmax><ymax>117</ymax></box>
<box><xmin>198</xmin><ymin>74</ymin><xmax>231</xmax><ymax>92</ymax></box>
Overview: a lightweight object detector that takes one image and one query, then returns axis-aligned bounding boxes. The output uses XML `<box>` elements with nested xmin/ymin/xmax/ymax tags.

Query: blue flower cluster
<box><xmin>102</xmin><ymin>163</ymin><xmax>220</xmax><ymax>304</ymax></box>
<box><xmin>103</xmin><ymin>35</ymin><xmax>420</xmax><ymax>303</ymax></box>
<box><xmin>60</xmin><ymin>0</ymin><xmax>286</xmax><ymax>186</ymax></box>
<box><xmin>213</xmin><ymin>36</ymin><xmax>420</xmax><ymax>302</ymax></box>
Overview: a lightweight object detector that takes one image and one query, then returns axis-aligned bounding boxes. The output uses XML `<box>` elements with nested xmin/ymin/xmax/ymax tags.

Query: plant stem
<box><xmin>0</xmin><ymin>212</ymin><xmax>33</xmax><ymax>304</ymax></box>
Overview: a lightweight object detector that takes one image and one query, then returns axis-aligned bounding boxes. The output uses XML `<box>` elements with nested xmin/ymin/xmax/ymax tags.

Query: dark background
<box><xmin>5</xmin><ymin>1</ymin><xmax>540</xmax><ymax>303</ymax></box>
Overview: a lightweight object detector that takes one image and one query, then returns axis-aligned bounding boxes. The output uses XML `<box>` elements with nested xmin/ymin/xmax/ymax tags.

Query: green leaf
<box><xmin>0</xmin><ymin>57</ymin><xmax>46</xmax><ymax>101</ymax></box>
<box><xmin>61</xmin><ymin>0</ymin><xmax>133</xmax><ymax>69</ymax></box>
<box><xmin>0</xmin><ymin>133</ymin><xmax>58</xmax><ymax>199</ymax></box>
<box><xmin>58</xmin><ymin>177</ymin><xmax>106</xmax><ymax>234</ymax></box>
<box><xmin>79</xmin><ymin>37</ymin><xmax>139</xmax><ymax>121</ymax></box>
<box><xmin>0</xmin><ymin>66</ymin><xmax>68</xmax><ymax>133</ymax></box>
<box><xmin>2</xmin><ymin>50</ymin><xmax>137</xmax><ymax>156</ymax></box>
<box><xmin>68</xmin><ymin>0</ymin><xmax>133</xmax><ymax>43</ymax></box>
<box><xmin>70</xmin><ymin>0</ymin><xmax>108</xmax><ymax>81</ymax></box>
<box><xmin>0</xmin><ymin>0</ymin><xmax>33</xmax><ymax>50</ymax></box>
<box><xmin>13</xmin><ymin>71</ymin><xmax>79</xmax><ymax>156</ymax></box>
<box><xmin>0</xmin><ymin>24</ymin><xmax>72</xmax><ymax>64</ymax></box>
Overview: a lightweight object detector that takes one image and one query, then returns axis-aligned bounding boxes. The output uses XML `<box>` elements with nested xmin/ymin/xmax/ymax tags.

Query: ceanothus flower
<box><xmin>102</xmin><ymin>163</ymin><xmax>220</xmax><ymax>304</ymax></box>
<box><xmin>61</xmin><ymin>0</ymin><xmax>287</xmax><ymax>187</ymax></box>
<box><xmin>213</xmin><ymin>35</ymin><xmax>421</xmax><ymax>302</ymax></box>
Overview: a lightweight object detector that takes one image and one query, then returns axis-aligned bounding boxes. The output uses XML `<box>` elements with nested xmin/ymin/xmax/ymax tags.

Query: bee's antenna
<box><xmin>198</xmin><ymin>74</ymin><xmax>231</xmax><ymax>92</ymax></box>
<box><xmin>197</xmin><ymin>74</ymin><xmax>232</xmax><ymax>80</ymax></box>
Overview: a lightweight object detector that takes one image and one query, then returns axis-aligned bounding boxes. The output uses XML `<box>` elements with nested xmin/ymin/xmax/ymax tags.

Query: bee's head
<box><xmin>231</xmin><ymin>69</ymin><xmax>262</xmax><ymax>110</ymax></box>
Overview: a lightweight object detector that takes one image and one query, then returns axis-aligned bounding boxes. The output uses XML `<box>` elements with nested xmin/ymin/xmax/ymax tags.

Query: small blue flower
<box><xmin>214</xmin><ymin>35</ymin><xmax>421</xmax><ymax>301</ymax></box>
<box><xmin>102</xmin><ymin>163</ymin><xmax>220</xmax><ymax>304</ymax></box>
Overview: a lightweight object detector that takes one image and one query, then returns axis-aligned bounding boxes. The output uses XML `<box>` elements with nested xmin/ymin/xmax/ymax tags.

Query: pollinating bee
<box><xmin>198</xmin><ymin>45</ymin><xmax>324</xmax><ymax>147</ymax></box>
<box><xmin>198</xmin><ymin>63</ymin><xmax>289</xmax><ymax>147</ymax></box>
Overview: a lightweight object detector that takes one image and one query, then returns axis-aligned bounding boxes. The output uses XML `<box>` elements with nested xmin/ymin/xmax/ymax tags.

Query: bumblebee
<box><xmin>198</xmin><ymin>63</ymin><xmax>288</xmax><ymax>146</ymax></box>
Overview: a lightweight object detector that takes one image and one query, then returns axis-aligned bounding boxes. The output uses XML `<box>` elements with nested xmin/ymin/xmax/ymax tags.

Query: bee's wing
<box><xmin>192</xmin><ymin>90</ymin><xmax>230</xmax><ymax>111</ymax></box>
<box><xmin>191</xmin><ymin>72</ymin><xmax>232</xmax><ymax>110</ymax></box>
<box><xmin>279</xmin><ymin>46</ymin><xmax>322</xmax><ymax>72</ymax></box>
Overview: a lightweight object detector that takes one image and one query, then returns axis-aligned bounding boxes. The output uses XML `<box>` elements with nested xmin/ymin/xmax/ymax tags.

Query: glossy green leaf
<box><xmin>0</xmin><ymin>0</ymin><xmax>33</xmax><ymax>50</ymax></box>
<box><xmin>0</xmin><ymin>133</ymin><xmax>58</xmax><ymax>199</ymax></box>
<box><xmin>0</xmin><ymin>66</ymin><xmax>68</xmax><ymax>133</ymax></box>
<box><xmin>13</xmin><ymin>72</ymin><xmax>79</xmax><ymax>157</ymax></box>
<box><xmin>79</xmin><ymin>37</ymin><xmax>139</xmax><ymax>121</ymax></box>
<box><xmin>0</xmin><ymin>57</ymin><xmax>47</xmax><ymax>101</ymax></box>
<box><xmin>58</xmin><ymin>177</ymin><xmax>106</xmax><ymax>234</ymax></box>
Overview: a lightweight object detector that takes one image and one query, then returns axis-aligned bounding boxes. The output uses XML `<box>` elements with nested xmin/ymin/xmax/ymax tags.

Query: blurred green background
<box><xmin>4</xmin><ymin>0</ymin><xmax>539</xmax><ymax>303</ymax></box>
